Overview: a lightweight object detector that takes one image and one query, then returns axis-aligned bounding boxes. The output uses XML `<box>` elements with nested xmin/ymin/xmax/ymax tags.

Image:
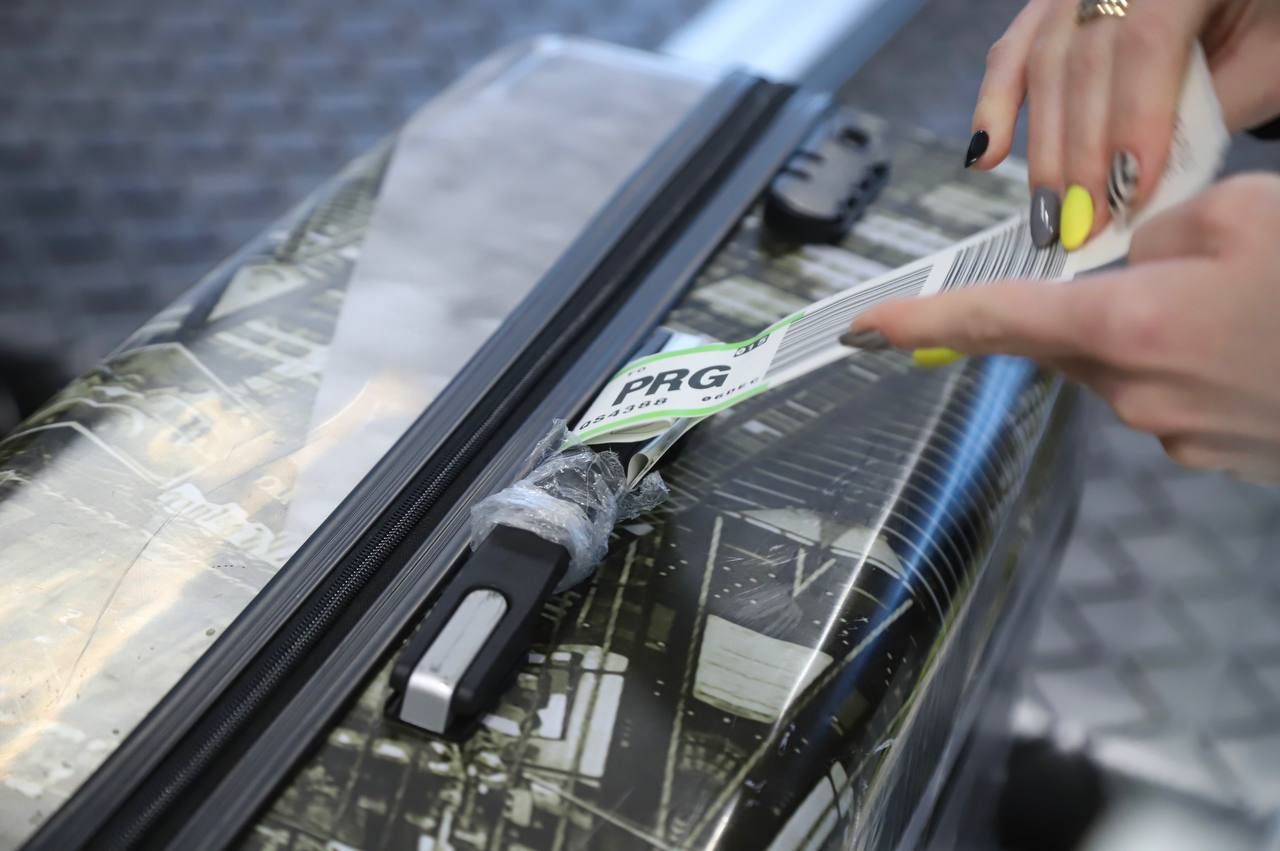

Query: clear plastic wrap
<box><xmin>469</xmin><ymin>422</ymin><xmax>668</xmax><ymax>591</ymax></box>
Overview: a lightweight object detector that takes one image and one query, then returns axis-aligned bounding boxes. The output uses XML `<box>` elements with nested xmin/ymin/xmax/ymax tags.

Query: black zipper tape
<box><xmin>23</xmin><ymin>74</ymin><xmax>798</xmax><ymax>851</ymax></box>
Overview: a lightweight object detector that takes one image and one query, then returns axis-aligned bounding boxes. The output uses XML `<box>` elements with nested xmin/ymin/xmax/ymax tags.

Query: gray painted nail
<box><xmin>1030</xmin><ymin>187</ymin><xmax>1060</xmax><ymax>248</ymax></box>
<box><xmin>839</xmin><ymin>329</ymin><xmax>890</xmax><ymax>350</ymax></box>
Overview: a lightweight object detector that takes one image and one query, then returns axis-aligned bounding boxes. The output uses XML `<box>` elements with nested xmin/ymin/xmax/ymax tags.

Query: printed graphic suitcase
<box><xmin>0</xmin><ymin>38</ymin><xmax>1081</xmax><ymax>851</ymax></box>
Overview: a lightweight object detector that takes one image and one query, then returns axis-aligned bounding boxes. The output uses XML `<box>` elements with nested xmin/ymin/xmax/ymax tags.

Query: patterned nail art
<box><xmin>1107</xmin><ymin>151</ymin><xmax>1139</xmax><ymax>220</ymax></box>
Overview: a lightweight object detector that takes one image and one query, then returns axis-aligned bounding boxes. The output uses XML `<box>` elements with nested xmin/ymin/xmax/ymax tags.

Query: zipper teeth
<box><xmin>110</xmin><ymin>415</ymin><xmax>491</xmax><ymax>851</ymax></box>
<box><xmin>116</xmin><ymin>227</ymin><xmax>624</xmax><ymax>846</ymax></box>
<box><xmin>100</xmin><ymin>79</ymin><xmax>789</xmax><ymax>850</ymax></box>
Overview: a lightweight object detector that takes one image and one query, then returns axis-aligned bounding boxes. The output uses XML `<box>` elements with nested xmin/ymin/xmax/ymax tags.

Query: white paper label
<box><xmin>574</xmin><ymin>322</ymin><xmax>787</xmax><ymax>444</ymax></box>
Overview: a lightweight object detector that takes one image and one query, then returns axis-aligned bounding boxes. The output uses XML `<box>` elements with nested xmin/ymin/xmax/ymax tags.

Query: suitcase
<box><xmin>0</xmin><ymin>38</ymin><xmax>1081</xmax><ymax>851</ymax></box>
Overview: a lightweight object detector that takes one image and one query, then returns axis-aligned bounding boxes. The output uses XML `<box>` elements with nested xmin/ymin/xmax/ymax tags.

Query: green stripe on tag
<box><xmin>607</xmin><ymin>311</ymin><xmax>805</xmax><ymax>380</ymax></box>
<box><xmin>576</xmin><ymin>383</ymin><xmax>772</xmax><ymax>442</ymax></box>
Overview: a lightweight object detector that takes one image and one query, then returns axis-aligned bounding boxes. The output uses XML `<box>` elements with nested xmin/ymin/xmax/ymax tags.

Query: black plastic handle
<box><xmin>388</xmin><ymin>525</ymin><xmax>569</xmax><ymax>735</ymax></box>
<box><xmin>387</xmin><ymin>327</ymin><xmax>677</xmax><ymax>736</ymax></box>
<box><xmin>763</xmin><ymin>107</ymin><xmax>890</xmax><ymax>243</ymax></box>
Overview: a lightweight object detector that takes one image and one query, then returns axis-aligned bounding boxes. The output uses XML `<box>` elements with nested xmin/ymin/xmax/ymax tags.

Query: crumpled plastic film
<box><xmin>469</xmin><ymin>421</ymin><xmax>668</xmax><ymax>591</ymax></box>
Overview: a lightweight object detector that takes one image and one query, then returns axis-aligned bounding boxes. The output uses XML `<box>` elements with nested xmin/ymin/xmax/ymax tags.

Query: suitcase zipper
<box><xmin>41</xmin><ymin>75</ymin><xmax>796</xmax><ymax>851</ymax></box>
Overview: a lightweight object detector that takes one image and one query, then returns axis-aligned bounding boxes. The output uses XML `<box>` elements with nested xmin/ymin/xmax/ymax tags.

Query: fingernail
<box><xmin>839</xmin><ymin>329</ymin><xmax>891</xmax><ymax>350</ymax></box>
<box><xmin>965</xmin><ymin>130</ymin><xmax>989</xmax><ymax>168</ymax></box>
<box><xmin>1060</xmin><ymin>185</ymin><xmax>1094</xmax><ymax>251</ymax></box>
<box><xmin>912</xmin><ymin>347</ymin><xmax>964</xmax><ymax>368</ymax></box>
<box><xmin>1107</xmin><ymin>150</ymin><xmax>1139</xmax><ymax>221</ymax></box>
<box><xmin>1029</xmin><ymin>187</ymin><xmax>1061</xmax><ymax>248</ymax></box>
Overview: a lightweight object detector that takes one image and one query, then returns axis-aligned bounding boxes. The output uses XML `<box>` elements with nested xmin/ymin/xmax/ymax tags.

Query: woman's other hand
<box><xmin>852</xmin><ymin>173</ymin><xmax>1280</xmax><ymax>481</ymax></box>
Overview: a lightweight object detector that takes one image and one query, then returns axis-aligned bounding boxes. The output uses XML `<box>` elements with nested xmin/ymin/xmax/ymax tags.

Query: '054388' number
<box><xmin>579</xmin><ymin>397</ymin><xmax>667</xmax><ymax>430</ymax></box>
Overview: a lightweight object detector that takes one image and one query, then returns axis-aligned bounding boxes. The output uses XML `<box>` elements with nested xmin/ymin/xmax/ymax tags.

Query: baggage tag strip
<box><xmin>571</xmin><ymin>45</ymin><xmax>1227</xmax><ymax>448</ymax></box>
<box><xmin>573</xmin><ymin>322</ymin><xmax>789</xmax><ymax>445</ymax></box>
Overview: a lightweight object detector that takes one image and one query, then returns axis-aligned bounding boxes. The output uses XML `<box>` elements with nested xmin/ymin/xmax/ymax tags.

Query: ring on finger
<box><xmin>1077</xmin><ymin>0</ymin><xmax>1128</xmax><ymax>24</ymax></box>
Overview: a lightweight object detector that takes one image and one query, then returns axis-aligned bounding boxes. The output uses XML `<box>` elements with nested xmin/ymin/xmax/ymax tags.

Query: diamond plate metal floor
<box><xmin>1024</xmin><ymin>393</ymin><xmax>1280</xmax><ymax>817</ymax></box>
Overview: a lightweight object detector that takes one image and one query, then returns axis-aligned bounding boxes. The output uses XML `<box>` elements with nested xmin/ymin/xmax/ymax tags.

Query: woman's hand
<box><xmin>967</xmin><ymin>0</ymin><xmax>1280</xmax><ymax>249</ymax></box>
<box><xmin>852</xmin><ymin>173</ymin><xmax>1280</xmax><ymax>481</ymax></box>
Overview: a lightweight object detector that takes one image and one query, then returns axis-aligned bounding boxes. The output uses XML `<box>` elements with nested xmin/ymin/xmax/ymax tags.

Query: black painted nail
<box><xmin>965</xmin><ymin>130</ymin><xmax>989</xmax><ymax>168</ymax></box>
<box><xmin>839</xmin><ymin>329</ymin><xmax>891</xmax><ymax>350</ymax></box>
<box><xmin>1107</xmin><ymin>150</ymin><xmax>1139</xmax><ymax>221</ymax></box>
<box><xmin>1030</xmin><ymin>186</ymin><xmax>1061</xmax><ymax>248</ymax></box>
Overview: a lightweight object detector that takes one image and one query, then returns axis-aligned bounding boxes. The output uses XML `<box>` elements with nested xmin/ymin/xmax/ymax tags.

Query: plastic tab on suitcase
<box><xmin>763</xmin><ymin>108</ymin><xmax>889</xmax><ymax>243</ymax></box>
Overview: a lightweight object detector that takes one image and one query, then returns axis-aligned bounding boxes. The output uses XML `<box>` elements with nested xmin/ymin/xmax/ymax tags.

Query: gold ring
<box><xmin>1078</xmin><ymin>0</ymin><xmax>1128</xmax><ymax>23</ymax></box>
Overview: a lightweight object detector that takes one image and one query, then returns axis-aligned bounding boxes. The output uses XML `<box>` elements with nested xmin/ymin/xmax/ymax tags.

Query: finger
<box><xmin>851</xmin><ymin>277</ymin><xmax>1103</xmax><ymax>361</ymax></box>
<box><xmin>1210</xmin><ymin>33</ymin><xmax>1280</xmax><ymax>132</ymax></box>
<box><xmin>1068</xmin><ymin>342</ymin><xmax>1280</xmax><ymax>443</ymax></box>
<box><xmin>1024</xmin><ymin>0</ymin><xmax>1076</xmax><ymax>246</ymax></box>
<box><xmin>969</xmin><ymin>0</ymin><xmax>1050</xmax><ymax>170</ymax></box>
<box><xmin>1159</xmin><ymin>434</ymin><xmax>1280</xmax><ymax>482</ymax></box>
<box><xmin>1050</xmin><ymin>356</ymin><xmax>1112</xmax><ymax>388</ymax></box>
<box><xmin>1025</xmin><ymin>0</ymin><xmax>1079</xmax><ymax>191</ymax></box>
<box><xmin>1126</xmin><ymin>191</ymin><xmax>1213</xmax><ymax>263</ymax></box>
<box><xmin>1073</xmin><ymin>257</ymin><xmax>1218</xmax><ymax>373</ymax></box>
<box><xmin>854</xmin><ymin>256</ymin><xmax>1215</xmax><ymax>367</ymax></box>
<box><xmin>1060</xmin><ymin>16</ymin><xmax>1119</xmax><ymax>245</ymax></box>
<box><xmin>1066</xmin><ymin>368</ymin><xmax>1238</xmax><ymax>447</ymax></box>
<box><xmin>1107</xmin><ymin>0</ymin><xmax>1207</xmax><ymax>216</ymax></box>
<box><xmin>1082</xmin><ymin>371</ymin><xmax>1239</xmax><ymax>437</ymax></box>
<box><xmin>1159</xmin><ymin>435</ymin><xmax>1236</xmax><ymax>472</ymax></box>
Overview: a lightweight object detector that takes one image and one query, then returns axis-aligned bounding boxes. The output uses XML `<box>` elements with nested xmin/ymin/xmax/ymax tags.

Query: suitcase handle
<box><xmin>387</xmin><ymin>326</ymin><xmax>676</xmax><ymax>736</ymax></box>
<box><xmin>387</xmin><ymin>525</ymin><xmax>570</xmax><ymax>735</ymax></box>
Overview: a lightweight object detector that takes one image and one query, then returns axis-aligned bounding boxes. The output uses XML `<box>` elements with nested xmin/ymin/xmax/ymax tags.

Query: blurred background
<box><xmin>0</xmin><ymin>0</ymin><xmax>710</xmax><ymax>426</ymax></box>
<box><xmin>3</xmin><ymin>0</ymin><xmax>1279</xmax><ymax>848</ymax></box>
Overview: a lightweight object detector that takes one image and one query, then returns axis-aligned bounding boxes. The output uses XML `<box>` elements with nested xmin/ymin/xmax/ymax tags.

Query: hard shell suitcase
<box><xmin>0</xmin><ymin>38</ymin><xmax>1081</xmax><ymax>851</ymax></box>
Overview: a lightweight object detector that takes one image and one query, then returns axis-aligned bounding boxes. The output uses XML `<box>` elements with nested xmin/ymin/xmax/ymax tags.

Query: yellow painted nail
<box><xmin>1060</xmin><ymin>185</ymin><xmax>1093</xmax><ymax>251</ymax></box>
<box><xmin>912</xmin><ymin>347</ymin><xmax>964</xmax><ymax>368</ymax></box>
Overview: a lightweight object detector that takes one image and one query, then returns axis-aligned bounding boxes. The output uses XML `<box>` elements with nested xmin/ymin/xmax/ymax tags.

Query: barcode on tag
<box><xmin>768</xmin><ymin>265</ymin><xmax>930</xmax><ymax>376</ymax></box>
<box><xmin>940</xmin><ymin>219</ymin><xmax>1066</xmax><ymax>290</ymax></box>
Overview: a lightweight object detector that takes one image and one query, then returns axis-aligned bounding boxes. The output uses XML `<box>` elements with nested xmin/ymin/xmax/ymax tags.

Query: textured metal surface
<box><xmin>0</xmin><ymin>0</ymin><xmax>710</xmax><ymax>432</ymax></box>
<box><xmin>1023</xmin><ymin>396</ymin><xmax>1280</xmax><ymax>818</ymax></box>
